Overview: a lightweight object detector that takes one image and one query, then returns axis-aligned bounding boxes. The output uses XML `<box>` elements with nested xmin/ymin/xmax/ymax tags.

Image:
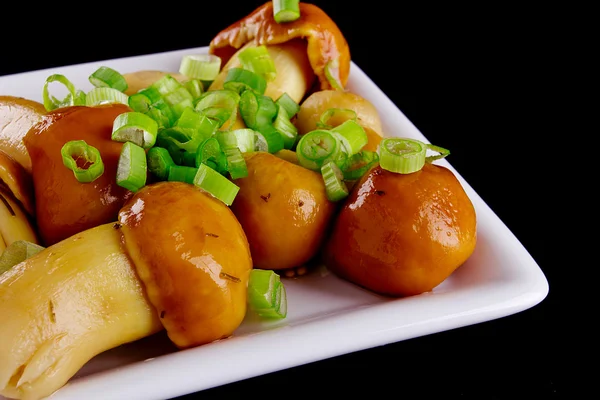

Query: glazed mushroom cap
<box><xmin>209</xmin><ymin>2</ymin><xmax>351</xmax><ymax>91</ymax></box>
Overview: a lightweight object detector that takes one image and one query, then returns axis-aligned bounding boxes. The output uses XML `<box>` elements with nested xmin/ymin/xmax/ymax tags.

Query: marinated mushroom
<box><xmin>0</xmin><ymin>181</ymin><xmax>253</xmax><ymax>399</ymax></box>
<box><xmin>209</xmin><ymin>1</ymin><xmax>351</xmax><ymax>91</ymax></box>
<box><xmin>230</xmin><ymin>151</ymin><xmax>337</xmax><ymax>271</ymax></box>
<box><xmin>118</xmin><ymin>181</ymin><xmax>253</xmax><ymax>349</ymax></box>
<box><xmin>0</xmin><ymin>96</ymin><xmax>47</xmax><ymax>174</ymax></box>
<box><xmin>23</xmin><ymin>104</ymin><xmax>134</xmax><ymax>246</ymax></box>
<box><xmin>324</xmin><ymin>163</ymin><xmax>477</xmax><ymax>297</ymax></box>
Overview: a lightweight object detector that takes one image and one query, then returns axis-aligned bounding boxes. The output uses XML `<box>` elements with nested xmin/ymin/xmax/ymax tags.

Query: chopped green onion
<box><xmin>111</xmin><ymin>112</ymin><xmax>159</xmax><ymax>149</ymax></box>
<box><xmin>324</xmin><ymin>58</ymin><xmax>344</xmax><ymax>91</ymax></box>
<box><xmin>224</xmin><ymin>147</ymin><xmax>248</xmax><ymax>179</ymax></box>
<box><xmin>152</xmin><ymin>74</ymin><xmax>182</xmax><ymax>95</ymax></box>
<box><xmin>88</xmin><ymin>66</ymin><xmax>128</xmax><ymax>92</ymax></box>
<box><xmin>0</xmin><ymin>240</ymin><xmax>45</xmax><ymax>275</ymax></box>
<box><xmin>275</xmin><ymin>92</ymin><xmax>300</xmax><ymax>118</ymax></box>
<box><xmin>214</xmin><ymin>130</ymin><xmax>238</xmax><ymax>150</ymax></box>
<box><xmin>179</xmin><ymin>54</ymin><xmax>222</xmax><ymax>81</ymax></box>
<box><xmin>146</xmin><ymin>98</ymin><xmax>178</xmax><ymax>129</ymax></box>
<box><xmin>247</xmin><ymin>269</ymin><xmax>287</xmax><ymax>319</ymax></box>
<box><xmin>174</xmin><ymin>108</ymin><xmax>218</xmax><ymax>140</ymax></box>
<box><xmin>330</xmin><ymin>120</ymin><xmax>368</xmax><ymax>155</ymax></box>
<box><xmin>42</xmin><ymin>74</ymin><xmax>78</xmax><ymax>111</ymax></box>
<box><xmin>167</xmin><ymin>165</ymin><xmax>198</xmax><ymax>185</ymax></box>
<box><xmin>296</xmin><ymin>129</ymin><xmax>342</xmax><ymax>171</ymax></box>
<box><xmin>223</xmin><ymin>67</ymin><xmax>267</xmax><ymax>95</ymax></box>
<box><xmin>196</xmin><ymin>137</ymin><xmax>228</xmax><ymax>173</ymax></box>
<box><xmin>425</xmin><ymin>144</ymin><xmax>451</xmax><ymax>163</ymax></box>
<box><xmin>194</xmin><ymin>89</ymin><xmax>240</xmax><ymax>128</ymax></box>
<box><xmin>254</xmin><ymin>125</ymin><xmax>284</xmax><ymax>153</ymax></box>
<box><xmin>316</xmin><ymin>108</ymin><xmax>357</xmax><ymax>129</ymax></box>
<box><xmin>341</xmin><ymin>150</ymin><xmax>379</xmax><ymax>180</ymax></box>
<box><xmin>162</xmin><ymin>87</ymin><xmax>194</xmax><ymax>117</ymax></box>
<box><xmin>86</xmin><ymin>87</ymin><xmax>129</xmax><ymax>106</ymax></box>
<box><xmin>116</xmin><ymin>141</ymin><xmax>147</xmax><ymax>192</ymax></box>
<box><xmin>156</xmin><ymin>128</ymin><xmax>201</xmax><ymax>166</ymax></box>
<box><xmin>193</xmin><ymin>163</ymin><xmax>240</xmax><ymax>206</ymax></box>
<box><xmin>239</xmin><ymin>90</ymin><xmax>278</xmax><ymax>130</ymax></box>
<box><xmin>147</xmin><ymin>146</ymin><xmax>175</xmax><ymax>180</ymax></box>
<box><xmin>273</xmin><ymin>0</ymin><xmax>301</xmax><ymax>23</ymax></box>
<box><xmin>238</xmin><ymin>45</ymin><xmax>277</xmax><ymax>82</ymax></box>
<box><xmin>61</xmin><ymin>140</ymin><xmax>105</xmax><ymax>183</ymax></box>
<box><xmin>232</xmin><ymin>129</ymin><xmax>257</xmax><ymax>153</ymax></box>
<box><xmin>183</xmin><ymin>79</ymin><xmax>204</xmax><ymax>100</ymax></box>
<box><xmin>273</xmin><ymin>106</ymin><xmax>298</xmax><ymax>149</ymax></box>
<box><xmin>321</xmin><ymin>161</ymin><xmax>349</xmax><ymax>202</ymax></box>
<box><xmin>377</xmin><ymin>138</ymin><xmax>428</xmax><ymax>174</ymax></box>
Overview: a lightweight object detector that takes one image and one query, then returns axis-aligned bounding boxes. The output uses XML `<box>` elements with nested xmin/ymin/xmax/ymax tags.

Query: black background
<box><xmin>1</xmin><ymin>1</ymin><xmax>564</xmax><ymax>398</ymax></box>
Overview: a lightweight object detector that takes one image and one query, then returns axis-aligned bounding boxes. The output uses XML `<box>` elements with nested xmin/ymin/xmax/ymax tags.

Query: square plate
<box><xmin>0</xmin><ymin>46</ymin><xmax>549</xmax><ymax>400</ymax></box>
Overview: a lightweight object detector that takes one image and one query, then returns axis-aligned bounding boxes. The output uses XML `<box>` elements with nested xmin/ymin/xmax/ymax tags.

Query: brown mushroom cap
<box><xmin>209</xmin><ymin>2</ymin><xmax>351</xmax><ymax>91</ymax></box>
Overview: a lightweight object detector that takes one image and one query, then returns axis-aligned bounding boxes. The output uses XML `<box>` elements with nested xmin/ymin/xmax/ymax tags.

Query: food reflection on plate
<box><xmin>0</xmin><ymin>1</ymin><xmax>477</xmax><ymax>399</ymax></box>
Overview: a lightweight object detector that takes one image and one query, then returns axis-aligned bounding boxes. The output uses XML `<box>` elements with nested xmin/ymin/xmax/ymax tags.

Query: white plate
<box><xmin>0</xmin><ymin>46</ymin><xmax>549</xmax><ymax>400</ymax></box>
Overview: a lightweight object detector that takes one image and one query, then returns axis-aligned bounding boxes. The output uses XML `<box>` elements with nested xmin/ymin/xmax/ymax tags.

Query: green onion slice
<box><xmin>214</xmin><ymin>130</ymin><xmax>238</xmax><ymax>150</ymax></box>
<box><xmin>238</xmin><ymin>45</ymin><xmax>277</xmax><ymax>82</ymax></box>
<box><xmin>324</xmin><ymin>58</ymin><xmax>344</xmax><ymax>91</ymax></box>
<box><xmin>147</xmin><ymin>146</ymin><xmax>175</xmax><ymax>181</ymax></box>
<box><xmin>183</xmin><ymin>79</ymin><xmax>204</xmax><ymax>100</ymax></box>
<box><xmin>273</xmin><ymin>0</ymin><xmax>301</xmax><ymax>23</ymax></box>
<box><xmin>42</xmin><ymin>74</ymin><xmax>78</xmax><ymax>111</ymax></box>
<box><xmin>179</xmin><ymin>54</ymin><xmax>222</xmax><ymax>81</ymax></box>
<box><xmin>0</xmin><ymin>240</ymin><xmax>45</xmax><ymax>275</ymax></box>
<box><xmin>378</xmin><ymin>138</ymin><xmax>428</xmax><ymax>174</ymax></box>
<box><xmin>152</xmin><ymin>74</ymin><xmax>183</xmax><ymax>95</ymax></box>
<box><xmin>342</xmin><ymin>150</ymin><xmax>379</xmax><ymax>180</ymax></box>
<box><xmin>247</xmin><ymin>269</ymin><xmax>287</xmax><ymax>319</ymax></box>
<box><xmin>223</xmin><ymin>67</ymin><xmax>267</xmax><ymax>95</ymax></box>
<box><xmin>426</xmin><ymin>144</ymin><xmax>451</xmax><ymax>163</ymax></box>
<box><xmin>224</xmin><ymin>147</ymin><xmax>248</xmax><ymax>179</ymax></box>
<box><xmin>275</xmin><ymin>92</ymin><xmax>300</xmax><ymax>118</ymax></box>
<box><xmin>194</xmin><ymin>89</ymin><xmax>240</xmax><ymax>128</ymax></box>
<box><xmin>254</xmin><ymin>126</ymin><xmax>284</xmax><ymax>154</ymax></box>
<box><xmin>239</xmin><ymin>90</ymin><xmax>278</xmax><ymax>129</ymax></box>
<box><xmin>88</xmin><ymin>66</ymin><xmax>128</xmax><ymax>92</ymax></box>
<box><xmin>232</xmin><ymin>129</ymin><xmax>257</xmax><ymax>153</ymax></box>
<box><xmin>321</xmin><ymin>161</ymin><xmax>349</xmax><ymax>202</ymax></box>
<box><xmin>156</xmin><ymin>128</ymin><xmax>200</xmax><ymax>166</ymax></box>
<box><xmin>330</xmin><ymin>119</ymin><xmax>368</xmax><ymax>155</ymax></box>
<box><xmin>61</xmin><ymin>140</ymin><xmax>105</xmax><ymax>183</ymax></box>
<box><xmin>167</xmin><ymin>165</ymin><xmax>198</xmax><ymax>185</ymax></box>
<box><xmin>116</xmin><ymin>141</ymin><xmax>147</xmax><ymax>192</ymax></box>
<box><xmin>111</xmin><ymin>111</ymin><xmax>159</xmax><ymax>149</ymax></box>
<box><xmin>196</xmin><ymin>137</ymin><xmax>228</xmax><ymax>174</ymax></box>
<box><xmin>316</xmin><ymin>108</ymin><xmax>357</xmax><ymax>129</ymax></box>
<box><xmin>174</xmin><ymin>108</ymin><xmax>218</xmax><ymax>141</ymax></box>
<box><xmin>86</xmin><ymin>87</ymin><xmax>129</xmax><ymax>106</ymax></box>
<box><xmin>273</xmin><ymin>106</ymin><xmax>298</xmax><ymax>149</ymax></box>
<box><xmin>296</xmin><ymin>129</ymin><xmax>341</xmax><ymax>171</ymax></box>
<box><xmin>193</xmin><ymin>163</ymin><xmax>240</xmax><ymax>206</ymax></box>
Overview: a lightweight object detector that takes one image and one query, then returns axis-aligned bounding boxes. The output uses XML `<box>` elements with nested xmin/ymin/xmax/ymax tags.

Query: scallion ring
<box><xmin>238</xmin><ymin>45</ymin><xmax>277</xmax><ymax>82</ymax></box>
<box><xmin>111</xmin><ymin>112</ymin><xmax>159</xmax><ymax>149</ymax></box>
<box><xmin>330</xmin><ymin>119</ymin><xmax>368</xmax><ymax>155</ymax></box>
<box><xmin>321</xmin><ymin>161</ymin><xmax>349</xmax><ymax>202</ymax></box>
<box><xmin>147</xmin><ymin>146</ymin><xmax>175</xmax><ymax>181</ymax></box>
<box><xmin>179</xmin><ymin>54</ymin><xmax>222</xmax><ymax>81</ymax></box>
<box><xmin>377</xmin><ymin>138</ymin><xmax>428</xmax><ymax>174</ymax></box>
<box><xmin>196</xmin><ymin>137</ymin><xmax>228</xmax><ymax>174</ymax></box>
<box><xmin>86</xmin><ymin>87</ymin><xmax>129</xmax><ymax>106</ymax></box>
<box><xmin>167</xmin><ymin>165</ymin><xmax>198</xmax><ymax>185</ymax></box>
<box><xmin>88</xmin><ymin>66</ymin><xmax>128</xmax><ymax>92</ymax></box>
<box><xmin>116</xmin><ymin>141</ymin><xmax>147</xmax><ymax>192</ymax></box>
<box><xmin>193</xmin><ymin>163</ymin><xmax>240</xmax><ymax>206</ymax></box>
<box><xmin>42</xmin><ymin>74</ymin><xmax>78</xmax><ymax>111</ymax></box>
<box><xmin>194</xmin><ymin>89</ymin><xmax>240</xmax><ymax>129</ymax></box>
<box><xmin>224</xmin><ymin>147</ymin><xmax>248</xmax><ymax>179</ymax></box>
<box><xmin>223</xmin><ymin>67</ymin><xmax>267</xmax><ymax>95</ymax></box>
<box><xmin>61</xmin><ymin>140</ymin><xmax>105</xmax><ymax>183</ymax></box>
<box><xmin>247</xmin><ymin>269</ymin><xmax>287</xmax><ymax>319</ymax></box>
<box><xmin>296</xmin><ymin>129</ymin><xmax>341</xmax><ymax>171</ymax></box>
<box><xmin>273</xmin><ymin>0</ymin><xmax>301</xmax><ymax>23</ymax></box>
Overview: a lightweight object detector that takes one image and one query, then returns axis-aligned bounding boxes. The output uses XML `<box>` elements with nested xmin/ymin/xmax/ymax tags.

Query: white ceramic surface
<box><xmin>0</xmin><ymin>47</ymin><xmax>549</xmax><ymax>400</ymax></box>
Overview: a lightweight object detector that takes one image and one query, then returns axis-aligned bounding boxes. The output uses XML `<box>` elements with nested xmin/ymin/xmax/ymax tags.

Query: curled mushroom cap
<box><xmin>209</xmin><ymin>1</ymin><xmax>350</xmax><ymax>91</ymax></box>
